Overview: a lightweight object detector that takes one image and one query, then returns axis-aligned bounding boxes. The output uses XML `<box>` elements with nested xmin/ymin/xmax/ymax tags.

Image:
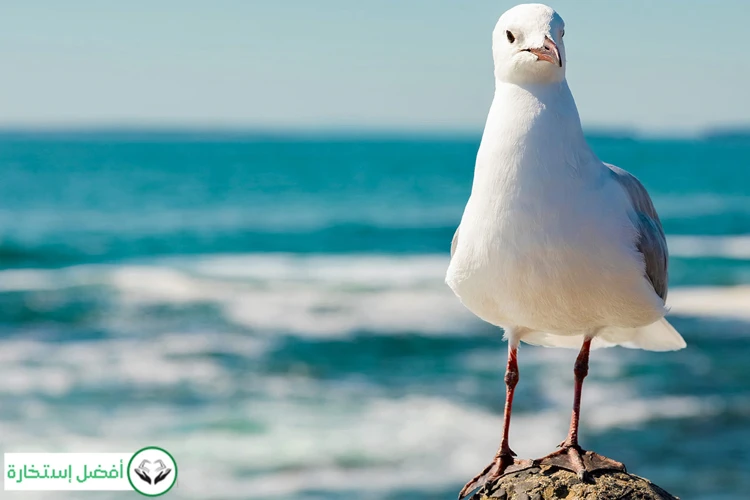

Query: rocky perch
<box><xmin>474</xmin><ymin>465</ymin><xmax>678</xmax><ymax>500</ymax></box>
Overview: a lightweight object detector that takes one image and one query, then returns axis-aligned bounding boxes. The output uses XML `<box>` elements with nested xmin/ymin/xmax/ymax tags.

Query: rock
<box><xmin>475</xmin><ymin>466</ymin><xmax>679</xmax><ymax>500</ymax></box>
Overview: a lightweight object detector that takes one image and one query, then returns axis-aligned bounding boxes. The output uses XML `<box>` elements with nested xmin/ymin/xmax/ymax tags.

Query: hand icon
<box><xmin>134</xmin><ymin>460</ymin><xmax>152</xmax><ymax>485</ymax></box>
<box><xmin>152</xmin><ymin>460</ymin><xmax>172</xmax><ymax>485</ymax></box>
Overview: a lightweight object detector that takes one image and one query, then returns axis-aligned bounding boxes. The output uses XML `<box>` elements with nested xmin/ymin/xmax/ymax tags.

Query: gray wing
<box><xmin>606</xmin><ymin>163</ymin><xmax>668</xmax><ymax>301</ymax></box>
<box><xmin>450</xmin><ymin>226</ymin><xmax>459</xmax><ymax>258</ymax></box>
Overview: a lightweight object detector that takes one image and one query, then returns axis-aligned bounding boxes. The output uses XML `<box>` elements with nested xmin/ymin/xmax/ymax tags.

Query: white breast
<box><xmin>445</xmin><ymin>82</ymin><xmax>665</xmax><ymax>335</ymax></box>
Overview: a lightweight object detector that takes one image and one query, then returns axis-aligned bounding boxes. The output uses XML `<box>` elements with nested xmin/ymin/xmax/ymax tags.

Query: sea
<box><xmin>0</xmin><ymin>130</ymin><xmax>749</xmax><ymax>499</ymax></box>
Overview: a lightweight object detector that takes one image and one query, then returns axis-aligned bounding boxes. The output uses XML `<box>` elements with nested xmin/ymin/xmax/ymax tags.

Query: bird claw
<box><xmin>458</xmin><ymin>460</ymin><xmax>497</xmax><ymax>500</ymax></box>
<box><xmin>535</xmin><ymin>446</ymin><xmax>626</xmax><ymax>481</ymax></box>
<box><xmin>458</xmin><ymin>454</ymin><xmax>534</xmax><ymax>500</ymax></box>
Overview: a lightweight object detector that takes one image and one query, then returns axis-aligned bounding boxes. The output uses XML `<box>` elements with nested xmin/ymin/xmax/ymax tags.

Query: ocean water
<box><xmin>1</xmin><ymin>131</ymin><xmax>749</xmax><ymax>499</ymax></box>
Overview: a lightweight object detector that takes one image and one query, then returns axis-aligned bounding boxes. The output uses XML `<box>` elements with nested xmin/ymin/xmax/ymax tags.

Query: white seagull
<box><xmin>445</xmin><ymin>3</ymin><xmax>686</xmax><ymax>498</ymax></box>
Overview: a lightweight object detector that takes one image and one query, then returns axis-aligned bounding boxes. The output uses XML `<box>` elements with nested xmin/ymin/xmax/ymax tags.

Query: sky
<box><xmin>1</xmin><ymin>0</ymin><xmax>749</xmax><ymax>135</ymax></box>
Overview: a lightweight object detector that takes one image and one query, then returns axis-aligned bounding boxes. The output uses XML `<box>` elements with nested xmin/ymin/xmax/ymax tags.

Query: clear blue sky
<box><xmin>2</xmin><ymin>0</ymin><xmax>749</xmax><ymax>134</ymax></box>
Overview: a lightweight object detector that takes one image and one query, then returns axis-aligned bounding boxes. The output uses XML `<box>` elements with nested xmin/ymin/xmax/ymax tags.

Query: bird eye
<box><xmin>506</xmin><ymin>30</ymin><xmax>515</xmax><ymax>43</ymax></box>
<box><xmin>561</xmin><ymin>29</ymin><xmax>565</xmax><ymax>38</ymax></box>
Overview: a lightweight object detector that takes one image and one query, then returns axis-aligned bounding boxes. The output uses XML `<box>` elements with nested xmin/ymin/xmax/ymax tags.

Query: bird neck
<box><xmin>472</xmin><ymin>79</ymin><xmax>596</xmax><ymax>191</ymax></box>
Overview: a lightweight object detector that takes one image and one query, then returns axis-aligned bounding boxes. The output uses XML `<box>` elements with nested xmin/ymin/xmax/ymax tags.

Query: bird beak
<box><xmin>526</xmin><ymin>36</ymin><xmax>562</xmax><ymax>67</ymax></box>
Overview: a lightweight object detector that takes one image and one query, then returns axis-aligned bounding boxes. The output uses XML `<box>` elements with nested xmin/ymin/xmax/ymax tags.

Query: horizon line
<box><xmin>0</xmin><ymin>123</ymin><xmax>748</xmax><ymax>141</ymax></box>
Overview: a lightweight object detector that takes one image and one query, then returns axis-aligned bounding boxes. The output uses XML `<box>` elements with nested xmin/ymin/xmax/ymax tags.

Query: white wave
<box><xmin>191</xmin><ymin>396</ymin><xmax>564</xmax><ymax>498</ymax></box>
<box><xmin>0</xmin><ymin>303</ymin><xmax>734</xmax><ymax>500</ymax></box>
<box><xmin>109</xmin><ymin>256</ymin><xmax>474</xmax><ymax>337</ymax></box>
<box><xmin>222</xmin><ymin>286</ymin><xmax>472</xmax><ymax>337</ymax></box>
<box><xmin>0</xmin><ymin>333</ymin><xmax>266</xmax><ymax>397</ymax></box>
<box><xmin>188</xmin><ymin>253</ymin><xmax>448</xmax><ymax>287</ymax></box>
<box><xmin>667</xmin><ymin>286</ymin><xmax>750</xmax><ymax>321</ymax></box>
<box><xmin>0</xmin><ymin>395</ymin><xmax>552</xmax><ymax>499</ymax></box>
<box><xmin>1</xmin><ymin>254</ymin><xmax>749</xmax><ymax>338</ymax></box>
<box><xmin>532</xmin><ymin>358</ymin><xmax>722</xmax><ymax>430</ymax></box>
<box><xmin>668</xmin><ymin>235</ymin><xmax>750</xmax><ymax>259</ymax></box>
<box><xmin>108</xmin><ymin>266</ymin><xmax>211</xmax><ymax>302</ymax></box>
<box><xmin>0</xmin><ymin>384</ymin><xmax>726</xmax><ymax>499</ymax></box>
<box><xmin>0</xmin><ymin>269</ymin><xmax>59</xmax><ymax>291</ymax></box>
<box><xmin>219</xmin><ymin>278</ymin><xmax>750</xmax><ymax>337</ymax></box>
<box><xmin>0</xmin><ymin>255</ymin><xmax>476</xmax><ymax>337</ymax></box>
<box><xmin>586</xmin><ymin>394</ymin><xmax>721</xmax><ymax>430</ymax></box>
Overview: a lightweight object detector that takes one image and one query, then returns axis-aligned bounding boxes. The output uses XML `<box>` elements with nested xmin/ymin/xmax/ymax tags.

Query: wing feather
<box><xmin>606</xmin><ymin>163</ymin><xmax>668</xmax><ymax>301</ymax></box>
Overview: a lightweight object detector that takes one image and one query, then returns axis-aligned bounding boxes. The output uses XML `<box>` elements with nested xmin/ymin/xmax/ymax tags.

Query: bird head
<box><xmin>492</xmin><ymin>3</ymin><xmax>566</xmax><ymax>85</ymax></box>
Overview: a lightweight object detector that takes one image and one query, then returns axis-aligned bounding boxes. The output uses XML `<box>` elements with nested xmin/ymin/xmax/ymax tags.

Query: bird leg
<box><xmin>567</xmin><ymin>336</ymin><xmax>591</xmax><ymax>448</ymax></box>
<box><xmin>536</xmin><ymin>337</ymin><xmax>626</xmax><ymax>479</ymax></box>
<box><xmin>458</xmin><ymin>344</ymin><xmax>533</xmax><ymax>499</ymax></box>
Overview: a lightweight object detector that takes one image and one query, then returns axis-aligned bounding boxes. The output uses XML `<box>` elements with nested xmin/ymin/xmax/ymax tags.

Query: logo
<box><xmin>127</xmin><ymin>447</ymin><xmax>177</xmax><ymax>497</ymax></box>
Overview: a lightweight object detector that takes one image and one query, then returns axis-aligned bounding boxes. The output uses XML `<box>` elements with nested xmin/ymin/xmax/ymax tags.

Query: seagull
<box><xmin>445</xmin><ymin>4</ymin><xmax>686</xmax><ymax>498</ymax></box>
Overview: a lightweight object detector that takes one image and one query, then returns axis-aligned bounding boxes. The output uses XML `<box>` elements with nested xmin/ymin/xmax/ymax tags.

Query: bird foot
<box><xmin>458</xmin><ymin>451</ymin><xmax>535</xmax><ymax>500</ymax></box>
<box><xmin>534</xmin><ymin>444</ymin><xmax>626</xmax><ymax>481</ymax></box>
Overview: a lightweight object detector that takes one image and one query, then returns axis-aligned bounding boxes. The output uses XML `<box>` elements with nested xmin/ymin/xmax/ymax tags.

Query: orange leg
<box><xmin>458</xmin><ymin>343</ymin><xmax>533</xmax><ymax>499</ymax></box>
<box><xmin>536</xmin><ymin>337</ymin><xmax>625</xmax><ymax>479</ymax></box>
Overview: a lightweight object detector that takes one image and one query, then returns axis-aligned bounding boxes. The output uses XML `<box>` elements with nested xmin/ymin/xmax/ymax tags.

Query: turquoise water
<box><xmin>1</xmin><ymin>131</ymin><xmax>749</xmax><ymax>499</ymax></box>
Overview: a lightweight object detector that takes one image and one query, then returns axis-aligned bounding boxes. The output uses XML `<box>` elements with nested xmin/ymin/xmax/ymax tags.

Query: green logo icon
<box><xmin>127</xmin><ymin>447</ymin><xmax>178</xmax><ymax>496</ymax></box>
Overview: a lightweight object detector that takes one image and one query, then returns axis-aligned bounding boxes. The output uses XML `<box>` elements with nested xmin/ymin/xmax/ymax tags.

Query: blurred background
<box><xmin>1</xmin><ymin>1</ymin><xmax>749</xmax><ymax>499</ymax></box>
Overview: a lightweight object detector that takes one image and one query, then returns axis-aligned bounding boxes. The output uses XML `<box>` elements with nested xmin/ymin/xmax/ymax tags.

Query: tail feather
<box><xmin>520</xmin><ymin>318</ymin><xmax>686</xmax><ymax>352</ymax></box>
<box><xmin>608</xmin><ymin>318</ymin><xmax>687</xmax><ymax>351</ymax></box>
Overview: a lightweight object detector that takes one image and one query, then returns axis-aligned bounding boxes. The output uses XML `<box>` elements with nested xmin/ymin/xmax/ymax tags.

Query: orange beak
<box><xmin>526</xmin><ymin>36</ymin><xmax>561</xmax><ymax>67</ymax></box>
